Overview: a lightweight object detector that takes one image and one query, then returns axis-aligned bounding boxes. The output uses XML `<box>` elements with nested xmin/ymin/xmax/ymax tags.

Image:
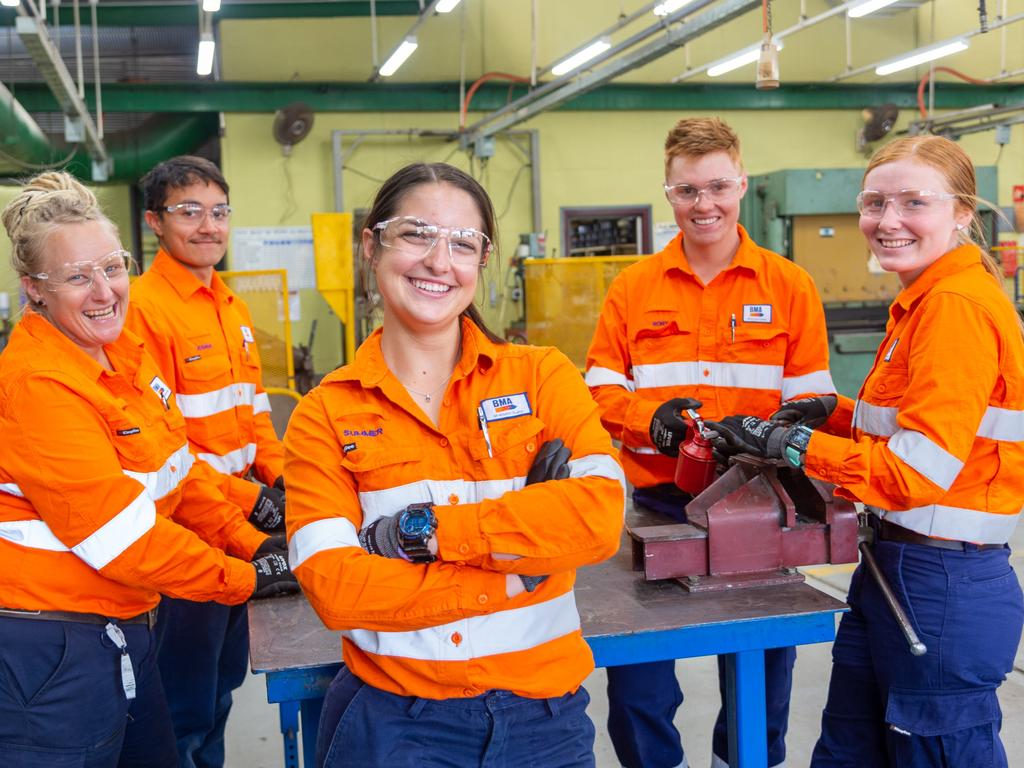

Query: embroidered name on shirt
<box><xmin>196</xmin><ymin>343</ymin><xmax>213</xmax><ymax>351</ymax></box>
<box><xmin>116</xmin><ymin>427</ymin><xmax>141</xmax><ymax>436</ymax></box>
<box><xmin>742</xmin><ymin>304</ymin><xmax>772</xmax><ymax>323</ymax></box>
<box><xmin>481</xmin><ymin>393</ymin><xmax>532</xmax><ymax>422</ymax></box>
<box><xmin>343</xmin><ymin>428</ymin><xmax>383</xmax><ymax>437</ymax></box>
<box><xmin>651</xmin><ymin>320</ymin><xmax>668</xmax><ymax>327</ymax></box>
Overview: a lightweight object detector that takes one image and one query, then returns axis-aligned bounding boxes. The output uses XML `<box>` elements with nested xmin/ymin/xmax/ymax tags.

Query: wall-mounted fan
<box><xmin>856</xmin><ymin>104</ymin><xmax>899</xmax><ymax>152</ymax></box>
<box><xmin>272</xmin><ymin>103</ymin><xmax>314</xmax><ymax>156</ymax></box>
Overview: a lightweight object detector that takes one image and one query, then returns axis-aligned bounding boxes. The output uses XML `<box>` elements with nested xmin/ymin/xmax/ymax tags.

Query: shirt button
<box><xmin>443</xmin><ymin>398</ymin><xmax>452</xmax><ymax>406</ymax></box>
<box><xmin>440</xmin><ymin>437</ymin><xmax>449</xmax><ymax>447</ymax></box>
<box><xmin>451</xmin><ymin>632</ymin><xmax>462</xmax><ymax>646</ymax></box>
<box><xmin>448</xmin><ymin>494</ymin><xmax>460</xmax><ymax>505</ymax></box>
<box><xmin>478</xmin><ymin>367</ymin><xmax>486</xmax><ymax>375</ymax></box>
<box><xmin>526</xmin><ymin>442</ymin><xmax>535</xmax><ymax>454</ymax></box>
<box><xmin>877</xmin><ymin>384</ymin><xmax>886</xmax><ymax>392</ymax></box>
<box><xmin>703</xmin><ymin>369</ymin><xmax>710</xmax><ymax>377</ymax></box>
<box><xmin>464</xmin><ymin>688</ymin><xmax>476</xmax><ymax>697</ymax></box>
<box><xmin>170</xmin><ymin>465</ymin><xmax>177</xmax><ymax>473</ymax></box>
<box><xmin>458</xmin><ymin>543</ymin><xmax>470</xmax><ymax>554</ymax></box>
<box><xmin>818</xmin><ymin>469</ymin><xmax>827</xmax><ymax>477</ymax></box>
<box><xmin>477</xmin><ymin>593</ymin><xmax>488</xmax><ymax>604</ymax></box>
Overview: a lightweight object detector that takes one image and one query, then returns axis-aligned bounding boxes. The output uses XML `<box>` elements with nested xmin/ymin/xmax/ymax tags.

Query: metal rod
<box><xmin>858</xmin><ymin>540</ymin><xmax>927</xmax><ymax>656</ymax></box>
<box><xmin>90</xmin><ymin>0</ymin><xmax>101</xmax><ymax>139</ymax></box>
<box><xmin>369</xmin><ymin>0</ymin><xmax>378</xmax><ymax>69</ymax></box>
<box><xmin>73</xmin><ymin>0</ymin><xmax>84</xmax><ymax>99</ymax></box>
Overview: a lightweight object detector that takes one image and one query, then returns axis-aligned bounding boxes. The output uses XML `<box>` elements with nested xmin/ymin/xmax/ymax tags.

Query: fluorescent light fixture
<box><xmin>435</xmin><ymin>0</ymin><xmax>462</xmax><ymax>12</ymax></box>
<box><xmin>848</xmin><ymin>0</ymin><xmax>899</xmax><ymax>17</ymax></box>
<box><xmin>707</xmin><ymin>40</ymin><xmax>784</xmax><ymax>77</ymax></box>
<box><xmin>551</xmin><ymin>38</ymin><xmax>611</xmax><ymax>76</ymax></box>
<box><xmin>875</xmin><ymin>39</ymin><xmax>969</xmax><ymax>76</ymax></box>
<box><xmin>653</xmin><ymin>0</ymin><xmax>698</xmax><ymax>16</ymax></box>
<box><xmin>196</xmin><ymin>34</ymin><xmax>215</xmax><ymax>76</ymax></box>
<box><xmin>379</xmin><ymin>36</ymin><xmax>418</xmax><ymax>77</ymax></box>
<box><xmin>202</xmin><ymin>0</ymin><xmax>222</xmax><ymax>12</ymax></box>
<box><xmin>0</xmin><ymin>0</ymin><xmax>21</xmax><ymax>7</ymax></box>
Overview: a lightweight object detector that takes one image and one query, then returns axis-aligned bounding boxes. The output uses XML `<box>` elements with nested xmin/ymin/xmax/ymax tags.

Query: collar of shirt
<box><xmin>18</xmin><ymin>309</ymin><xmax>145</xmax><ymax>385</ymax></box>
<box><xmin>151</xmin><ymin>249</ymin><xmax>233</xmax><ymax>304</ymax></box>
<box><xmin>890</xmin><ymin>243</ymin><xmax>986</xmax><ymax>321</ymax></box>
<box><xmin>332</xmin><ymin>316</ymin><xmax>498</xmax><ymax>391</ymax></box>
<box><xmin>662</xmin><ymin>224</ymin><xmax>762</xmax><ymax>280</ymax></box>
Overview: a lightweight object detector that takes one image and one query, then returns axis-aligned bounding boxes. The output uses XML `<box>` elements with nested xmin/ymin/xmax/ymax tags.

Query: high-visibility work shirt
<box><xmin>0</xmin><ymin>312</ymin><xmax>255</xmax><ymax>618</ymax></box>
<box><xmin>286</xmin><ymin>319</ymin><xmax>624</xmax><ymax>700</ymax></box>
<box><xmin>807</xmin><ymin>245</ymin><xmax>1024</xmax><ymax>545</ymax></box>
<box><xmin>127</xmin><ymin>249</ymin><xmax>283</xmax><ymax>521</ymax></box>
<box><xmin>586</xmin><ymin>225</ymin><xmax>835</xmax><ymax>489</ymax></box>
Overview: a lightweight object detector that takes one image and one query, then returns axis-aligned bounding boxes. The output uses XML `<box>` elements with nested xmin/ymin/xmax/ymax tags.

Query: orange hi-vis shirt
<box><xmin>585</xmin><ymin>225</ymin><xmax>835</xmax><ymax>489</ymax></box>
<box><xmin>285</xmin><ymin>319</ymin><xmax>624</xmax><ymax>700</ymax></box>
<box><xmin>127</xmin><ymin>249</ymin><xmax>284</xmax><ymax>517</ymax></box>
<box><xmin>807</xmin><ymin>244</ymin><xmax>1024</xmax><ymax>545</ymax></box>
<box><xmin>0</xmin><ymin>312</ymin><xmax>255</xmax><ymax>618</ymax></box>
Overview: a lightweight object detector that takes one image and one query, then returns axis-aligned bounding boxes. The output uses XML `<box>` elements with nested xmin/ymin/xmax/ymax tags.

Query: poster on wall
<box><xmin>230</xmin><ymin>226</ymin><xmax>316</xmax><ymax>321</ymax></box>
<box><xmin>653</xmin><ymin>222</ymin><xmax>680</xmax><ymax>253</ymax></box>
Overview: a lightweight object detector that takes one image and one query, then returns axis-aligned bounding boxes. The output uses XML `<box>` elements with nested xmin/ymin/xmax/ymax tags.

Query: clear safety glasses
<box><xmin>30</xmin><ymin>250</ymin><xmax>136</xmax><ymax>292</ymax></box>
<box><xmin>373</xmin><ymin>216</ymin><xmax>493</xmax><ymax>268</ymax></box>
<box><xmin>163</xmin><ymin>202</ymin><xmax>233</xmax><ymax>224</ymax></box>
<box><xmin>663</xmin><ymin>176</ymin><xmax>745</xmax><ymax>207</ymax></box>
<box><xmin>856</xmin><ymin>190</ymin><xmax>958</xmax><ymax>219</ymax></box>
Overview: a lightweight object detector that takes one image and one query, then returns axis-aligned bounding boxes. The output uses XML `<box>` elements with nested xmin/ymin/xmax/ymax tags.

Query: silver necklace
<box><xmin>402</xmin><ymin>375</ymin><xmax>452</xmax><ymax>403</ymax></box>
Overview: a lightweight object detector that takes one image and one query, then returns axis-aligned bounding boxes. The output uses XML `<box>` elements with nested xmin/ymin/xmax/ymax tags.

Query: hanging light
<box><xmin>707</xmin><ymin>40</ymin><xmax>784</xmax><ymax>77</ymax></box>
<box><xmin>551</xmin><ymin>38</ymin><xmax>611</xmax><ymax>76</ymax></box>
<box><xmin>202</xmin><ymin>0</ymin><xmax>222</xmax><ymax>12</ymax></box>
<box><xmin>435</xmin><ymin>0</ymin><xmax>462</xmax><ymax>12</ymax></box>
<box><xmin>0</xmin><ymin>0</ymin><xmax>22</xmax><ymax>7</ymax></box>
<box><xmin>196</xmin><ymin>33</ymin><xmax>216</xmax><ymax>76</ymax></box>
<box><xmin>875</xmin><ymin>39</ymin><xmax>969</xmax><ymax>76</ymax></box>
<box><xmin>847</xmin><ymin>0</ymin><xmax>900</xmax><ymax>18</ymax></box>
<box><xmin>379</xmin><ymin>36</ymin><xmax>418</xmax><ymax>77</ymax></box>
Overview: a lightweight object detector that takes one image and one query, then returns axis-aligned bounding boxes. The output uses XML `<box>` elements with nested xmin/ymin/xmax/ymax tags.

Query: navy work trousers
<box><xmin>315</xmin><ymin>666</ymin><xmax>597</xmax><ymax>768</ymax></box>
<box><xmin>811</xmin><ymin>539</ymin><xmax>1024</xmax><ymax>768</ymax></box>
<box><xmin>606</xmin><ymin>486</ymin><xmax>795</xmax><ymax>768</ymax></box>
<box><xmin>0</xmin><ymin>615</ymin><xmax>177</xmax><ymax>768</ymax></box>
<box><xmin>155</xmin><ymin>598</ymin><xmax>249</xmax><ymax>768</ymax></box>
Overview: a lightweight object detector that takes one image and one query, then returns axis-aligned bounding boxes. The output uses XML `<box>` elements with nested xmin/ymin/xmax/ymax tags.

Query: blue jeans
<box><xmin>607</xmin><ymin>487</ymin><xmax>795</xmax><ymax>768</ymax></box>
<box><xmin>316</xmin><ymin>666</ymin><xmax>596</xmax><ymax>768</ymax></box>
<box><xmin>811</xmin><ymin>540</ymin><xmax>1024</xmax><ymax>768</ymax></box>
<box><xmin>155</xmin><ymin>598</ymin><xmax>249</xmax><ymax>768</ymax></box>
<box><xmin>0</xmin><ymin>615</ymin><xmax>177</xmax><ymax>768</ymax></box>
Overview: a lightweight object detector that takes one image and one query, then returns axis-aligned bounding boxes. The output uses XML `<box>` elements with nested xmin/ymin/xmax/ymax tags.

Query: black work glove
<box><xmin>273</xmin><ymin>475</ymin><xmax>286</xmax><ymax>492</ymax></box>
<box><xmin>251</xmin><ymin>484</ymin><xmax>285</xmax><ymax>533</ymax></box>
<box><xmin>251</xmin><ymin>552</ymin><xmax>300</xmax><ymax>600</ymax></box>
<box><xmin>526</xmin><ymin>439</ymin><xmax>571</xmax><ymax>484</ymax></box>
<box><xmin>770</xmin><ymin>395</ymin><xmax>837</xmax><ymax>428</ymax></box>
<box><xmin>704</xmin><ymin>415</ymin><xmax>791</xmax><ymax>460</ymax></box>
<box><xmin>254</xmin><ymin>533</ymin><xmax>287</xmax><ymax>556</ymax></box>
<box><xmin>358</xmin><ymin>516</ymin><xmax>404</xmax><ymax>559</ymax></box>
<box><xmin>650</xmin><ymin>398</ymin><xmax>704</xmax><ymax>457</ymax></box>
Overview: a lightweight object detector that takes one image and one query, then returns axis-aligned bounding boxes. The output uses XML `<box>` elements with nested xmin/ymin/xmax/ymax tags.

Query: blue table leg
<box><xmin>300</xmin><ymin>697</ymin><xmax>325</xmax><ymax>768</ymax></box>
<box><xmin>278</xmin><ymin>699</ymin><xmax>300</xmax><ymax>768</ymax></box>
<box><xmin>724</xmin><ymin>649</ymin><xmax>768</xmax><ymax>767</ymax></box>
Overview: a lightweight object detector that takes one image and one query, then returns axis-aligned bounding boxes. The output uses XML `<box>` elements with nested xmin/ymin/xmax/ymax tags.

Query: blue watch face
<box><xmin>400</xmin><ymin>507</ymin><xmax>435</xmax><ymax>537</ymax></box>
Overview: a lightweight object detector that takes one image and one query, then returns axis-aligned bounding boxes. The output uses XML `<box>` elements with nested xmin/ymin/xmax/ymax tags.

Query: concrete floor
<box><xmin>225</xmin><ymin>531</ymin><xmax>1024</xmax><ymax>768</ymax></box>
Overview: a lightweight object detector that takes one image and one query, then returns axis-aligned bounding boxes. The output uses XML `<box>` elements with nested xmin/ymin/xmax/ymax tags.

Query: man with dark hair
<box><xmin>126</xmin><ymin>155</ymin><xmax>289</xmax><ymax>768</ymax></box>
<box><xmin>586</xmin><ymin>118</ymin><xmax>837</xmax><ymax>768</ymax></box>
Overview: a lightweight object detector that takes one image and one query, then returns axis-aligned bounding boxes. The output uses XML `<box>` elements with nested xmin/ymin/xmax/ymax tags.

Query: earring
<box><xmin>956</xmin><ymin>223</ymin><xmax>965</xmax><ymax>231</ymax></box>
<box><xmin>36</xmin><ymin>299</ymin><xmax>45</xmax><ymax>307</ymax></box>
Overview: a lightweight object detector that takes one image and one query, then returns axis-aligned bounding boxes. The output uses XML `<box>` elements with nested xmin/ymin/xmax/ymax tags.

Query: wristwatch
<box><xmin>398</xmin><ymin>502</ymin><xmax>438</xmax><ymax>563</ymax></box>
<box><xmin>783</xmin><ymin>425</ymin><xmax>814</xmax><ymax>468</ymax></box>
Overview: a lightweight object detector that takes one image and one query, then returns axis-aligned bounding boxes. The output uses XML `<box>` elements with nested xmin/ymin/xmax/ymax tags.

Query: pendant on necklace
<box><xmin>424</xmin><ymin>394</ymin><xmax>432</xmax><ymax>403</ymax></box>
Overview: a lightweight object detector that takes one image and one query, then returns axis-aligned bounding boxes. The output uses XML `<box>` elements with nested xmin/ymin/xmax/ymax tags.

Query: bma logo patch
<box><xmin>480</xmin><ymin>393</ymin><xmax>532</xmax><ymax>422</ymax></box>
<box><xmin>742</xmin><ymin>304</ymin><xmax>772</xmax><ymax>323</ymax></box>
<box><xmin>149</xmin><ymin>376</ymin><xmax>172</xmax><ymax>409</ymax></box>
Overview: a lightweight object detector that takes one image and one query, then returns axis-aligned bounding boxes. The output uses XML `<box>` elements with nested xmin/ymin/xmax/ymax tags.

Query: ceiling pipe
<box><xmin>0</xmin><ymin>79</ymin><xmax>59</xmax><ymax>172</ymax></box>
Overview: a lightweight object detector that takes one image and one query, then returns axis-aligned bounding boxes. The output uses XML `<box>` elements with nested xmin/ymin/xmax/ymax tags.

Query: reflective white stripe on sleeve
<box><xmin>623</xmin><ymin>445</ymin><xmax>659</xmax><ymax>455</ymax></box>
<box><xmin>123</xmin><ymin>444</ymin><xmax>194</xmax><ymax>501</ymax></box>
<box><xmin>852</xmin><ymin>401</ymin><xmax>899</xmax><ymax>437</ymax></box>
<box><xmin>569</xmin><ymin>453</ymin><xmax>626</xmax><ymax>488</ymax></box>
<box><xmin>72</xmin><ymin>491</ymin><xmax>157</xmax><ymax>570</ymax></box>
<box><xmin>0</xmin><ymin>519</ymin><xmax>70</xmax><ymax>551</ymax></box>
<box><xmin>584</xmin><ymin>367</ymin><xmax>635</xmax><ymax>391</ymax></box>
<box><xmin>197</xmin><ymin>443</ymin><xmax>257</xmax><ymax>476</ymax></box>
<box><xmin>888</xmin><ymin>429</ymin><xmax>964</xmax><ymax>491</ymax></box>
<box><xmin>0</xmin><ymin>483</ymin><xmax>25</xmax><ymax>498</ymax></box>
<box><xmin>632</xmin><ymin>361</ymin><xmax>783</xmax><ymax>392</ymax></box>
<box><xmin>781</xmin><ymin>370</ymin><xmax>836</xmax><ymax>401</ymax></box>
<box><xmin>289</xmin><ymin>517</ymin><xmax>361</xmax><ymax>569</ymax></box>
<box><xmin>344</xmin><ymin>589</ymin><xmax>581</xmax><ymax>662</ymax></box>
<box><xmin>175</xmin><ymin>382</ymin><xmax>257</xmax><ymax>419</ymax></box>
<box><xmin>881</xmin><ymin>505</ymin><xmax>1019</xmax><ymax>545</ymax></box>
<box><xmin>253</xmin><ymin>392</ymin><xmax>272</xmax><ymax>415</ymax></box>
<box><xmin>977</xmin><ymin>406</ymin><xmax>1024</xmax><ymax>442</ymax></box>
<box><xmin>358</xmin><ymin>478</ymin><xmax>521</xmax><ymax>525</ymax></box>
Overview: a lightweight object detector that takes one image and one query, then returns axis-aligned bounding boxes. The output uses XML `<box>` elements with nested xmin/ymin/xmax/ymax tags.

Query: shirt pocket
<box><xmin>862</xmin><ymin>365</ymin><xmax>907</xmax><ymax>405</ymax></box>
<box><xmin>469</xmin><ymin>415</ymin><xmax>548</xmax><ymax>487</ymax></box>
<box><xmin>109</xmin><ymin>418</ymin><xmax>153</xmax><ymax>467</ymax></box>
<box><xmin>722</xmin><ymin>323</ymin><xmax>788</xmax><ymax>364</ymax></box>
<box><xmin>628</xmin><ymin>310</ymin><xmax>696</xmax><ymax>368</ymax></box>
<box><xmin>178</xmin><ymin>349</ymin><xmax>237</xmax><ymax>440</ymax></box>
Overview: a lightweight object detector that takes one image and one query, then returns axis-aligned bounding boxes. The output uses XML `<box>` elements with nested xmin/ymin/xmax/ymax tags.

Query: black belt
<box><xmin>0</xmin><ymin>606</ymin><xmax>158</xmax><ymax>630</ymax></box>
<box><xmin>877</xmin><ymin>519</ymin><xmax>1005</xmax><ymax>551</ymax></box>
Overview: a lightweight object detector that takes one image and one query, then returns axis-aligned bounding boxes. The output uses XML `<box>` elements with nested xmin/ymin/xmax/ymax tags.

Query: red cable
<box><xmin>916</xmin><ymin>66</ymin><xmax>990</xmax><ymax>118</ymax></box>
<box><xmin>460</xmin><ymin>72</ymin><xmax>532</xmax><ymax>130</ymax></box>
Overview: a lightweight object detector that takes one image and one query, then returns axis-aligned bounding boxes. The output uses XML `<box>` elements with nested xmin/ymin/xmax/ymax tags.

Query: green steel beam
<box><xmin>0</xmin><ymin>2</ymin><xmax>419</xmax><ymax>27</ymax></box>
<box><xmin>9</xmin><ymin>81</ymin><xmax>1024</xmax><ymax>114</ymax></box>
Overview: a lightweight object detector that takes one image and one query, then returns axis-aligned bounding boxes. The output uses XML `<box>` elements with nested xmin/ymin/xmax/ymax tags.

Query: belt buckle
<box><xmin>146</xmin><ymin>607</ymin><xmax>158</xmax><ymax>631</ymax></box>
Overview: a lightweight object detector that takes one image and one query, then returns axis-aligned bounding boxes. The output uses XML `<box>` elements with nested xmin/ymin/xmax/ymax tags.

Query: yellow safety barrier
<box><xmin>311</xmin><ymin>212</ymin><xmax>357</xmax><ymax>366</ymax></box>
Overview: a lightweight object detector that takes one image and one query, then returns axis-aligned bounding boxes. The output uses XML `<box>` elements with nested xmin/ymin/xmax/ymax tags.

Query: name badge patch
<box><xmin>149</xmin><ymin>376</ymin><xmax>172</xmax><ymax>409</ymax></box>
<box><xmin>742</xmin><ymin>304</ymin><xmax>772</xmax><ymax>323</ymax></box>
<box><xmin>240</xmin><ymin>326</ymin><xmax>255</xmax><ymax>343</ymax></box>
<box><xmin>480</xmin><ymin>393</ymin><xmax>532</xmax><ymax>422</ymax></box>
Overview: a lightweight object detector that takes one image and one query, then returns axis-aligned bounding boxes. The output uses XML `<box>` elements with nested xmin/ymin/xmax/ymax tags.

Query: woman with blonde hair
<box><xmin>0</xmin><ymin>172</ymin><xmax>297</xmax><ymax>767</ymax></box>
<box><xmin>708</xmin><ymin>135</ymin><xmax>1024</xmax><ymax>766</ymax></box>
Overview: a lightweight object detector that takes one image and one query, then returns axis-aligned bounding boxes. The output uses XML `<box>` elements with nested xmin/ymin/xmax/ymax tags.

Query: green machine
<box><xmin>740</xmin><ymin>166</ymin><xmax>999</xmax><ymax>397</ymax></box>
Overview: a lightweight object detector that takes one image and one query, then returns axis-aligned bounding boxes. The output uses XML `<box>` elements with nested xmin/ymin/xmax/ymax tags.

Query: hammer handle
<box><xmin>858</xmin><ymin>541</ymin><xmax>928</xmax><ymax>657</ymax></box>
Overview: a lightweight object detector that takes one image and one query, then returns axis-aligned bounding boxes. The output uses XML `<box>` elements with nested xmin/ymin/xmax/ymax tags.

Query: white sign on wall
<box><xmin>231</xmin><ymin>226</ymin><xmax>317</xmax><ymax>290</ymax></box>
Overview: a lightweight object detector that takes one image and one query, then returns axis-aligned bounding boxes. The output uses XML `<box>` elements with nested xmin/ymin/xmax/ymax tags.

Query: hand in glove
<box><xmin>254</xmin><ymin>533</ymin><xmax>287</xmax><ymax>556</ymax></box>
<box><xmin>704</xmin><ymin>415</ymin><xmax>791</xmax><ymax>460</ymax></box>
<box><xmin>770</xmin><ymin>395</ymin><xmax>837</xmax><ymax>428</ymax></box>
<box><xmin>358</xmin><ymin>516</ymin><xmax>404</xmax><ymax>560</ymax></box>
<box><xmin>250</xmin><ymin>484</ymin><xmax>285</xmax><ymax>533</ymax></box>
<box><xmin>649</xmin><ymin>398</ymin><xmax>704</xmax><ymax>457</ymax></box>
<box><xmin>251</xmin><ymin>552</ymin><xmax>300</xmax><ymax>600</ymax></box>
<box><xmin>274</xmin><ymin>475</ymin><xmax>286</xmax><ymax>492</ymax></box>
<box><xmin>526</xmin><ymin>439</ymin><xmax>571</xmax><ymax>484</ymax></box>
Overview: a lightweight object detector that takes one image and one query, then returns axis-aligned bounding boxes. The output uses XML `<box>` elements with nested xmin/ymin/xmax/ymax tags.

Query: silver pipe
<box><xmin>90</xmin><ymin>0</ymin><xmax>101</xmax><ymax>138</ymax></box>
<box><xmin>73</xmin><ymin>0</ymin><xmax>83</xmax><ymax>98</ymax></box>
